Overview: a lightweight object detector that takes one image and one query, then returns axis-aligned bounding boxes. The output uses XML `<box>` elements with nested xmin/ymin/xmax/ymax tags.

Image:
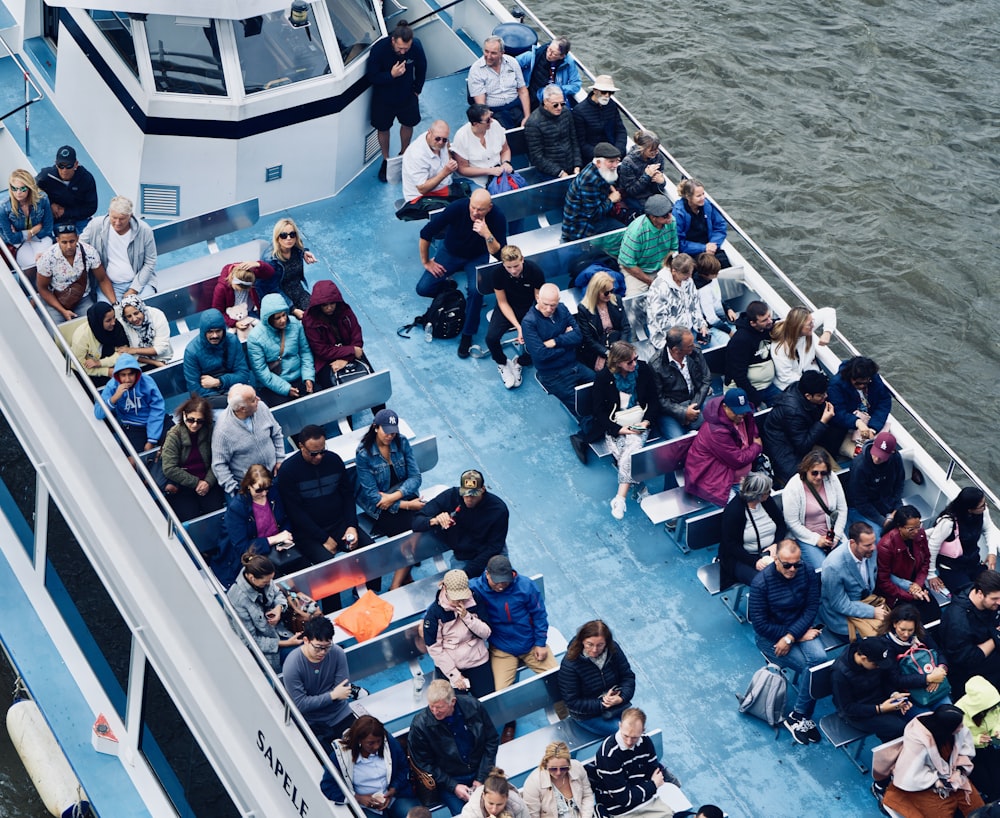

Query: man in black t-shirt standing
<box><xmin>485</xmin><ymin>245</ymin><xmax>545</xmax><ymax>389</ymax></box>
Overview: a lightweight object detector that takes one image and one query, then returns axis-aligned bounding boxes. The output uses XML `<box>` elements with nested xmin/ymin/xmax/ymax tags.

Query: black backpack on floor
<box><xmin>398</xmin><ymin>279</ymin><xmax>466</xmax><ymax>340</ymax></box>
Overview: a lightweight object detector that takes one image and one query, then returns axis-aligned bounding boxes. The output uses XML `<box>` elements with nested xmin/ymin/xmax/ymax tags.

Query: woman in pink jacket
<box><xmin>422</xmin><ymin>570</ymin><xmax>494</xmax><ymax>697</ymax></box>
<box><xmin>684</xmin><ymin>388</ymin><xmax>762</xmax><ymax>507</ymax></box>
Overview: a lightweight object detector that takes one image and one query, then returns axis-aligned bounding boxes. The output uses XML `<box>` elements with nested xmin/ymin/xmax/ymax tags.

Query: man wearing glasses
<box><xmin>524</xmin><ymin>85</ymin><xmax>581</xmax><ymax>180</ymax></box>
<box><xmin>749</xmin><ymin>539</ymin><xmax>824</xmax><ymax>745</ymax></box>
<box><xmin>282</xmin><ymin>616</ymin><xmax>355</xmax><ymax>745</ymax></box>
<box><xmin>35</xmin><ymin>145</ymin><xmax>98</xmax><ymax>234</ymax></box>
<box><xmin>278</xmin><ymin>424</ymin><xmax>375</xmax><ymax>571</ymax></box>
<box><xmin>401</xmin><ymin>120</ymin><xmax>459</xmax><ymax>205</ymax></box>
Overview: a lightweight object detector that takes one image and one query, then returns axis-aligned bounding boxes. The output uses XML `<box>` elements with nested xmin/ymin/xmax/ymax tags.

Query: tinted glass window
<box><xmin>88</xmin><ymin>11</ymin><xmax>140</xmax><ymax>79</ymax></box>
<box><xmin>324</xmin><ymin>0</ymin><xmax>380</xmax><ymax>66</ymax></box>
<box><xmin>144</xmin><ymin>15</ymin><xmax>227</xmax><ymax>96</ymax></box>
<box><xmin>234</xmin><ymin>11</ymin><xmax>331</xmax><ymax>94</ymax></box>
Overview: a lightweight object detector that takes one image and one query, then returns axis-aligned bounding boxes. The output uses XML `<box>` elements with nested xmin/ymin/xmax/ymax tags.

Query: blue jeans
<box><xmin>365</xmin><ymin>796</ymin><xmax>421</xmax><ymax>818</ymax></box>
<box><xmin>797</xmin><ymin>540</ymin><xmax>829</xmax><ymax>572</ymax></box>
<box><xmin>755</xmin><ymin>633</ymin><xmax>827</xmax><ymax>717</ymax></box>
<box><xmin>658</xmin><ymin>412</ymin><xmax>704</xmax><ymax>441</ymax></box>
<box><xmin>847</xmin><ymin>509</ymin><xmax>884</xmax><ymax>542</ymax></box>
<box><xmin>537</xmin><ymin>363</ymin><xmax>595</xmax><ymax>437</ymax></box>
<box><xmin>755</xmin><ymin>383</ymin><xmax>784</xmax><ymax>408</ymax></box>
<box><xmin>439</xmin><ymin>779</ymin><xmax>473</xmax><ymax>815</ymax></box>
<box><xmin>573</xmin><ymin>713</ymin><xmax>624</xmax><ymax>737</ymax></box>
<box><xmin>416</xmin><ymin>246</ymin><xmax>485</xmax><ymax>337</ymax></box>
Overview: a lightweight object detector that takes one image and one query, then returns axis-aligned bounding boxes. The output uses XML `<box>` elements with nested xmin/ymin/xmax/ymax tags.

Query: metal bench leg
<box><xmin>720</xmin><ymin>584</ymin><xmax>747</xmax><ymax>623</ymax></box>
<box><xmin>841</xmin><ymin>735</ymin><xmax>869</xmax><ymax>775</ymax></box>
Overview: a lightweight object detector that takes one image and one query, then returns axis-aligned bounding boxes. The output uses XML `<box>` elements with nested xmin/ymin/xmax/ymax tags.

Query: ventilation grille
<box><xmin>266</xmin><ymin>164</ymin><xmax>283</xmax><ymax>182</ymax></box>
<box><xmin>140</xmin><ymin>184</ymin><xmax>180</xmax><ymax>217</ymax></box>
<box><xmin>364</xmin><ymin>129</ymin><xmax>381</xmax><ymax>163</ymax></box>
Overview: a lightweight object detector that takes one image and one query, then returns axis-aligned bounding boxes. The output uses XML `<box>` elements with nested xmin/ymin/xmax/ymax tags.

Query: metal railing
<box><xmin>0</xmin><ymin>34</ymin><xmax>46</xmax><ymax>155</ymax></box>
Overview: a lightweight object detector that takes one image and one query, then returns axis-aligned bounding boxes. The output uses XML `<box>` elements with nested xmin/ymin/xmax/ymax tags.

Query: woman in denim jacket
<box><xmin>355</xmin><ymin>408</ymin><xmax>425</xmax><ymax>588</ymax></box>
<box><xmin>2</xmin><ymin>169</ymin><xmax>54</xmax><ymax>272</ymax></box>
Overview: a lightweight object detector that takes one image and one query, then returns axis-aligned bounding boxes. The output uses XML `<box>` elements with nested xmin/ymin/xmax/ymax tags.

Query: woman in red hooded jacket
<box><xmin>303</xmin><ymin>280</ymin><xmax>372</xmax><ymax>390</ymax></box>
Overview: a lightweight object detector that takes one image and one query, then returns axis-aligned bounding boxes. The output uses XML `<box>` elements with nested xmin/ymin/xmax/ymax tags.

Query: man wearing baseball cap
<box><xmin>35</xmin><ymin>145</ymin><xmax>99</xmax><ymax>234</ymax></box>
<box><xmin>412</xmin><ymin>468</ymin><xmax>509</xmax><ymax>578</ymax></box>
<box><xmin>561</xmin><ymin>141</ymin><xmax>626</xmax><ymax>243</ymax></box>
<box><xmin>470</xmin><ymin>555</ymin><xmax>558</xmax><ymax>741</ymax></box>
<box><xmin>848</xmin><ymin>430</ymin><xmax>904</xmax><ymax>539</ymax></box>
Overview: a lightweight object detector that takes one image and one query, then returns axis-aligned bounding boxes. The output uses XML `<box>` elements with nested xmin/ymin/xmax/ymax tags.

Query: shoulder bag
<box><xmin>53</xmin><ymin>248</ymin><xmax>90</xmax><ymax>309</ymax></box>
<box><xmin>897</xmin><ymin>642</ymin><xmax>951</xmax><ymax>706</ymax></box>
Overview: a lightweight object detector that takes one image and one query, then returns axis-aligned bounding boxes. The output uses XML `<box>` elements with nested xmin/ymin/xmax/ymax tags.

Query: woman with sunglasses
<box><xmin>219</xmin><ymin>464</ymin><xmax>295</xmax><ymax>586</ymax></box>
<box><xmin>782</xmin><ymin>447</ymin><xmax>847</xmax><ymax>570</ymax></box>
<box><xmin>261</xmin><ymin>218</ymin><xmax>317</xmax><ymax>319</ymax></box>
<box><xmin>212</xmin><ymin>260</ymin><xmax>274</xmax><ymax>340</ymax></box>
<box><xmin>876</xmin><ymin>506</ymin><xmax>940</xmax><ymax>624</ymax></box>
<box><xmin>225</xmin><ymin>551</ymin><xmax>303</xmax><ymax>671</ymax></box>
<box><xmin>2</xmin><ymin>169</ymin><xmax>54</xmax><ymax>273</ymax></box>
<box><xmin>593</xmin><ymin>341</ymin><xmax>659</xmax><ymax>520</ymax></box>
<box><xmin>158</xmin><ymin>396</ymin><xmax>224</xmax><ymax>521</ymax></box>
<box><xmin>522</xmin><ymin>742</ymin><xmax>594</xmax><ymax>818</ymax></box>
<box><xmin>576</xmin><ymin>272</ymin><xmax>631</xmax><ymax>372</ymax></box>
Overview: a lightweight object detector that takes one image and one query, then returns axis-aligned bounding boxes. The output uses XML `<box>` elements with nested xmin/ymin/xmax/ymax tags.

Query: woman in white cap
<box><xmin>423</xmin><ymin>569</ymin><xmax>495</xmax><ymax>697</ymax></box>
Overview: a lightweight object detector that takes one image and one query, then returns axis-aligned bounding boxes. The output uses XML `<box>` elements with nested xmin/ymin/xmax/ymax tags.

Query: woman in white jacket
<box><xmin>770</xmin><ymin>306</ymin><xmax>836</xmax><ymax>391</ymax></box>
<box><xmin>461</xmin><ymin>770</ymin><xmax>530</xmax><ymax>818</ymax></box>
<box><xmin>926</xmin><ymin>486</ymin><xmax>999</xmax><ymax>596</ymax></box>
<box><xmin>118</xmin><ymin>293</ymin><xmax>172</xmax><ymax>366</ymax></box>
<box><xmin>522</xmin><ymin>741</ymin><xmax>594</xmax><ymax>818</ymax></box>
<box><xmin>880</xmin><ymin>704</ymin><xmax>984</xmax><ymax>817</ymax></box>
<box><xmin>782</xmin><ymin>447</ymin><xmax>847</xmax><ymax>571</ymax></box>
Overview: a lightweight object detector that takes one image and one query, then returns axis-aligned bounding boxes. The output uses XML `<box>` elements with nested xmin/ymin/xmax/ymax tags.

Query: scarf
<box><xmin>612</xmin><ymin>367</ymin><xmax>638</xmax><ymax>409</ymax></box>
<box><xmin>87</xmin><ymin>302</ymin><xmax>128</xmax><ymax>357</ymax></box>
<box><xmin>120</xmin><ymin>294</ymin><xmax>157</xmax><ymax>348</ymax></box>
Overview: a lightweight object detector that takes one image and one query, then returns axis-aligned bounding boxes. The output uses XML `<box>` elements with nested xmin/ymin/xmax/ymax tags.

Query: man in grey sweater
<box><xmin>211</xmin><ymin>384</ymin><xmax>284</xmax><ymax>495</ymax></box>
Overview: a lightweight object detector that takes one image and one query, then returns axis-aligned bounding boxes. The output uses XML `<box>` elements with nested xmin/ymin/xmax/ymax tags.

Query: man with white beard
<box><xmin>572</xmin><ymin>75</ymin><xmax>628</xmax><ymax>160</ymax></box>
<box><xmin>561</xmin><ymin>142</ymin><xmax>625</xmax><ymax>242</ymax></box>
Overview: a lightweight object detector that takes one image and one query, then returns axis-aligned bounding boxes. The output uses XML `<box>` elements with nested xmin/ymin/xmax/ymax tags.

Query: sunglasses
<box><xmin>547</xmin><ymin>766</ymin><xmax>569</xmax><ymax>773</ymax></box>
<box><xmin>809</xmin><ymin>469</ymin><xmax>828</xmax><ymax>476</ymax></box>
<box><xmin>184</xmin><ymin>416</ymin><xmax>205</xmax><ymax>425</ymax></box>
<box><xmin>779</xmin><ymin>560</ymin><xmax>802</xmax><ymax>570</ymax></box>
<box><xmin>250</xmin><ymin>484</ymin><xmax>270</xmax><ymax>493</ymax></box>
<box><xmin>9</xmin><ymin>185</ymin><xmax>28</xmax><ymax>193</ymax></box>
<box><xmin>56</xmin><ymin>163</ymin><xmax>74</xmax><ymax>170</ymax></box>
<box><xmin>54</xmin><ymin>224</ymin><xmax>78</xmax><ymax>235</ymax></box>
<box><xmin>432</xmin><ymin>136</ymin><xmax>449</xmax><ymax>143</ymax></box>
<box><xmin>549</xmin><ymin>101</ymin><xmax>565</xmax><ymax>108</ymax></box>
<box><xmin>278</xmin><ymin>230</ymin><xmax>297</xmax><ymax>240</ymax></box>
<box><xmin>303</xmin><ymin>447</ymin><xmax>326</xmax><ymax>458</ymax></box>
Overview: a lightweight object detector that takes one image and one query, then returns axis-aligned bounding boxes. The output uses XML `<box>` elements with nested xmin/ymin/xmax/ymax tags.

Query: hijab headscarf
<box><xmin>87</xmin><ymin>302</ymin><xmax>128</xmax><ymax>357</ymax></box>
<box><xmin>120</xmin><ymin>294</ymin><xmax>156</xmax><ymax>348</ymax></box>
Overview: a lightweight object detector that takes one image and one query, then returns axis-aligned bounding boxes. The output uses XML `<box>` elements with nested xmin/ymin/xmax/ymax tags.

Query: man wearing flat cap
<box><xmin>562</xmin><ymin>142</ymin><xmax>626</xmax><ymax>243</ymax></box>
<box><xmin>413</xmin><ymin>468</ymin><xmax>509</xmax><ymax>578</ymax></box>
<box><xmin>617</xmin><ymin>194</ymin><xmax>679</xmax><ymax>296</ymax></box>
<box><xmin>572</xmin><ymin>74</ymin><xmax>627</xmax><ymax>161</ymax></box>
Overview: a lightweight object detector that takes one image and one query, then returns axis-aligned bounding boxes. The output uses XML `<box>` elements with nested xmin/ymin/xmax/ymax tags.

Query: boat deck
<box><xmin>0</xmin><ymin>51</ymin><xmax>887</xmax><ymax>818</ymax></box>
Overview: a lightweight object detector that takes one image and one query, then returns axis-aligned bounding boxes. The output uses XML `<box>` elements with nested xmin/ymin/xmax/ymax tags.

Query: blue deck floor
<box><xmin>153</xmin><ymin>73</ymin><xmax>886</xmax><ymax>817</ymax></box>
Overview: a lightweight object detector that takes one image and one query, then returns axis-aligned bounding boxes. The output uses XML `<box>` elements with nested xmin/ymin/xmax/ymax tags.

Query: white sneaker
<box><xmin>610</xmin><ymin>496</ymin><xmax>626</xmax><ymax>520</ymax></box>
<box><xmin>497</xmin><ymin>362</ymin><xmax>516</xmax><ymax>389</ymax></box>
<box><xmin>508</xmin><ymin>357</ymin><xmax>523</xmax><ymax>388</ymax></box>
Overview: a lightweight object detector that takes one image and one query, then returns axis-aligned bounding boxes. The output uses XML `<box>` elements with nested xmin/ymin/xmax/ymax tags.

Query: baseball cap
<box><xmin>373</xmin><ymin>408</ymin><xmax>399</xmax><ymax>434</ymax></box>
<box><xmin>854</xmin><ymin>638</ymin><xmax>894</xmax><ymax>669</ymax></box>
<box><xmin>458</xmin><ymin>469</ymin><xmax>484</xmax><ymax>497</ymax></box>
<box><xmin>486</xmin><ymin>555</ymin><xmax>514</xmax><ymax>584</ymax></box>
<box><xmin>441</xmin><ymin>569</ymin><xmax>472</xmax><ymax>600</ymax></box>
<box><xmin>872</xmin><ymin>431</ymin><xmax>897</xmax><ymax>456</ymax></box>
<box><xmin>56</xmin><ymin>145</ymin><xmax>77</xmax><ymax>165</ymax></box>
<box><xmin>723</xmin><ymin>388</ymin><xmax>753</xmax><ymax>415</ymax></box>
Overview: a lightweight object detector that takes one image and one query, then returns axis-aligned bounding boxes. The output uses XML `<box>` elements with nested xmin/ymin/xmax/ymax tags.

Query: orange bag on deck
<box><xmin>334</xmin><ymin>590</ymin><xmax>394</xmax><ymax>642</ymax></box>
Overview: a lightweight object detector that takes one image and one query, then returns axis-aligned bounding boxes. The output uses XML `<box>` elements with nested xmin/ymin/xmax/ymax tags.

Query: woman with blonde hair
<box><xmin>262</xmin><ymin>217</ymin><xmax>317</xmax><ymax>318</ymax></box>
<box><xmin>461</xmin><ymin>769</ymin><xmax>530</xmax><ymax>818</ymax></box>
<box><xmin>522</xmin><ymin>742</ymin><xmax>594</xmax><ymax>818</ymax></box>
<box><xmin>782</xmin><ymin>447</ymin><xmax>847</xmax><ymax>570</ymax></box>
<box><xmin>212</xmin><ymin>259</ymin><xmax>274</xmax><ymax>339</ymax></box>
<box><xmin>770</xmin><ymin>305</ymin><xmax>837</xmax><ymax>391</ymax></box>
<box><xmin>576</xmin><ymin>271</ymin><xmax>631</xmax><ymax>371</ymax></box>
<box><xmin>1</xmin><ymin>168</ymin><xmax>53</xmax><ymax>272</ymax></box>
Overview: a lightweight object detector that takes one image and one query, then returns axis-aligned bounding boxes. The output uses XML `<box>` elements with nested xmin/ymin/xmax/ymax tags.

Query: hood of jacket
<box><xmin>112</xmin><ymin>353</ymin><xmax>142</xmax><ymax>380</ymax></box>
<box><xmin>703</xmin><ymin>394</ymin><xmax>735</xmax><ymax>430</ymax></box>
<box><xmin>307</xmin><ymin>279</ymin><xmax>344</xmax><ymax>311</ymax></box>
<box><xmin>200</xmin><ymin>308</ymin><xmax>227</xmax><ymax>338</ymax></box>
<box><xmin>958</xmin><ymin>675</ymin><xmax>1000</xmax><ymax>715</ymax></box>
<box><xmin>260</xmin><ymin>293</ymin><xmax>290</xmax><ymax>325</ymax></box>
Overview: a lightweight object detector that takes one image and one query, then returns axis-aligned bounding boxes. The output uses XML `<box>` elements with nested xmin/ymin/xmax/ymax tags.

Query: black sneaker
<box><xmin>871</xmin><ymin>781</ymin><xmax>889</xmax><ymax>816</ymax></box>
<box><xmin>569</xmin><ymin>433</ymin><xmax>588</xmax><ymax>464</ymax></box>
<box><xmin>457</xmin><ymin>334</ymin><xmax>472</xmax><ymax>358</ymax></box>
<box><xmin>517</xmin><ymin>352</ymin><xmax>532</xmax><ymax>367</ymax></box>
<box><xmin>783</xmin><ymin>714</ymin><xmax>810</xmax><ymax>745</ymax></box>
<box><xmin>377</xmin><ymin>159</ymin><xmax>388</xmax><ymax>183</ymax></box>
<box><xmin>800</xmin><ymin>717</ymin><xmax>821</xmax><ymax>743</ymax></box>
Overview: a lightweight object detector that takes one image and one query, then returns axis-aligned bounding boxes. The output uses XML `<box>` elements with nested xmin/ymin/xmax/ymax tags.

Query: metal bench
<box><xmin>696</xmin><ymin>560</ymin><xmax>748</xmax><ymax>624</ymax></box>
<box><xmin>271</xmin><ymin>369</ymin><xmax>393</xmax><ymax>441</ymax></box>
<box><xmin>475</xmin><ymin>232</ymin><xmax>622</xmax><ymax>294</ymax></box>
<box><xmin>808</xmin><ymin>659</ymin><xmax>870</xmax><ymax>773</ymax></box>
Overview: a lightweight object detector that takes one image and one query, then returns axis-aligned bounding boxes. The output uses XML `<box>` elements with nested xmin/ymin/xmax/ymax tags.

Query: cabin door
<box><xmin>42</xmin><ymin>2</ymin><xmax>60</xmax><ymax>46</ymax></box>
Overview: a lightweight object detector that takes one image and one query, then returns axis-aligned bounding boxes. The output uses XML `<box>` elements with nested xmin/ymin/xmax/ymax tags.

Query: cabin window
<box><xmin>143</xmin><ymin>15</ymin><xmax>228</xmax><ymax>96</ymax></box>
<box><xmin>233</xmin><ymin>10</ymin><xmax>331</xmax><ymax>94</ymax></box>
<box><xmin>87</xmin><ymin>11</ymin><xmax>140</xmax><ymax>79</ymax></box>
<box><xmin>324</xmin><ymin>0</ymin><xmax>381</xmax><ymax>66</ymax></box>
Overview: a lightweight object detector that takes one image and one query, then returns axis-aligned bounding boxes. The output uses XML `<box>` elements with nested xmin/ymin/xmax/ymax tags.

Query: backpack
<box><xmin>737</xmin><ymin>663</ymin><xmax>787</xmax><ymax>727</ymax></box>
<box><xmin>398</xmin><ymin>279</ymin><xmax>466</xmax><ymax>340</ymax></box>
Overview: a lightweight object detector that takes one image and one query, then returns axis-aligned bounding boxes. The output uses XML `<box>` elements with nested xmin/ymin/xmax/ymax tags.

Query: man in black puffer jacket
<box><xmin>525</xmin><ymin>85</ymin><xmax>581</xmax><ymax>180</ymax></box>
<box><xmin>762</xmin><ymin>370</ymin><xmax>836</xmax><ymax>485</ymax></box>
